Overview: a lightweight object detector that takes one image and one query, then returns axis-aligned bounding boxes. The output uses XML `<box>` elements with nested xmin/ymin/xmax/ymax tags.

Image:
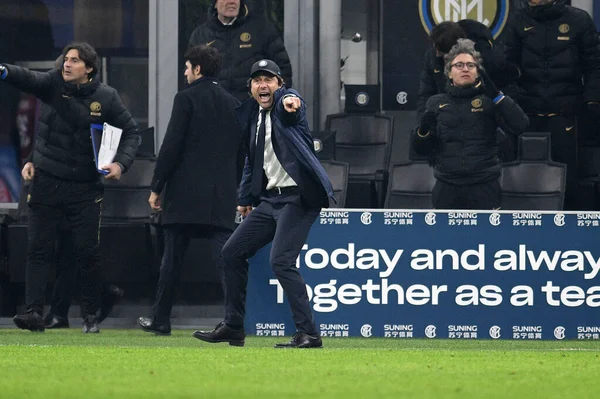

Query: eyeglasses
<box><xmin>451</xmin><ymin>62</ymin><xmax>478</xmax><ymax>71</ymax></box>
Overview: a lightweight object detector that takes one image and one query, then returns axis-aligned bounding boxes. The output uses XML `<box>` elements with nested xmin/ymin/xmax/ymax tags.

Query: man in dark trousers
<box><xmin>504</xmin><ymin>0</ymin><xmax>600</xmax><ymax>209</ymax></box>
<box><xmin>188</xmin><ymin>0</ymin><xmax>292</xmax><ymax>101</ymax></box>
<box><xmin>194</xmin><ymin>59</ymin><xmax>335</xmax><ymax>348</ymax></box>
<box><xmin>1</xmin><ymin>42</ymin><xmax>140</xmax><ymax>333</ymax></box>
<box><xmin>19</xmin><ymin>56</ymin><xmax>124</xmax><ymax>330</ymax></box>
<box><xmin>137</xmin><ymin>45</ymin><xmax>244</xmax><ymax>336</ymax></box>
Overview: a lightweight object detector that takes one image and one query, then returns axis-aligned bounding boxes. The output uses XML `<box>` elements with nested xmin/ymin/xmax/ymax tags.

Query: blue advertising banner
<box><xmin>246</xmin><ymin>210</ymin><xmax>600</xmax><ymax>340</ymax></box>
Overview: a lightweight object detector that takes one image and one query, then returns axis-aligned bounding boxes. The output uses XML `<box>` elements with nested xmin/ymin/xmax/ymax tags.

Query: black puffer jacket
<box><xmin>188</xmin><ymin>3</ymin><xmax>292</xmax><ymax>101</ymax></box>
<box><xmin>504</xmin><ymin>0</ymin><xmax>600</xmax><ymax>115</ymax></box>
<box><xmin>412</xmin><ymin>83</ymin><xmax>529</xmax><ymax>185</ymax></box>
<box><xmin>1</xmin><ymin>65</ymin><xmax>139</xmax><ymax>182</ymax></box>
<box><xmin>416</xmin><ymin>20</ymin><xmax>519</xmax><ymax>119</ymax></box>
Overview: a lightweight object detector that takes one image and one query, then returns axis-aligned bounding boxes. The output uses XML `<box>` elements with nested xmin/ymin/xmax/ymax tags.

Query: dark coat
<box><xmin>236</xmin><ymin>88</ymin><xmax>335</xmax><ymax>209</ymax></box>
<box><xmin>151</xmin><ymin>77</ymin><xmax>243</xmax><ymax>229</ymax></box>
<box><xmin>504</xmin><ymin>0</ymin><xmax>600</xmax><ymax>115</ymax></box>
<box><xmin>416</xmin><ymin>20</ymin><xmax>520</xmax><ymax>120</ymax></box>
<box><xmin>412</xmin><ymin>83</ymin><xmax>529</xmax><ymax>185</ymax></box>
<box><xmin>188</xmin><ymin>6</ymin><xmax>292</xmax><ymax>101</ymax></box>
<box><xmin>1</xmin><ymin>64</ymin><xmax>139</xmax><ymax>182</ymax></box>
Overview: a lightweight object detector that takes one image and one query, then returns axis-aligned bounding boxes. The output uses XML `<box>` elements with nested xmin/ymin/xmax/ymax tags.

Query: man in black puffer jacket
<box><xmin>188</xmin><ymin>0</ymin><xmax>292</xmax><ymax>101</ymax></box>
<box><xmin>505</xmin><ymin>0</ymin><xmax>600</xmax><ymax>209</ymax></box>
<box><xmin>0</xmin><ymin>42</ymin><xmax>139</xmax><ymax>333</ymax></box>
<box><xmin>412</xmin><ymin>39</ymin><xmax>529</xmax><ymax>210</ymax></box>
<box><xmin>416</xmin><ymin>20</ymin><xmax>521</xmax><ymax>162</ymax></box>
<box><xmin>417</xmin><ymin>20</ymin><xmax>520</xmax><ymax>120</ymax></box>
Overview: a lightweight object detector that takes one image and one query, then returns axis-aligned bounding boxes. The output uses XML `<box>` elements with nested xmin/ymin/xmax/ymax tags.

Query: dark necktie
<box><xmin>251</xmin><ymin>109</ymin><xmax>267</xmax><ymax>197</ymax></box>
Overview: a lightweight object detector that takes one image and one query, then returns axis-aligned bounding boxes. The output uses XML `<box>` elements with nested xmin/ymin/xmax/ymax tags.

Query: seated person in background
<box><xmin>412</xmin><ymin>39</ymin><xmax>529</xmax><ymax>210</ymax></box>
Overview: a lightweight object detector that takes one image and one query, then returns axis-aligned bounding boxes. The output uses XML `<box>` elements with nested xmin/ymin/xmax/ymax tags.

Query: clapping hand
<box><xmin>479</xmin><ymin>68</ymin><xmax>501</xmax><ymax>99</ymax></box>
<box><xmin>419</xmin><ymin>110</ymin><xmax>437</xmax><ymax>135</ymax></box>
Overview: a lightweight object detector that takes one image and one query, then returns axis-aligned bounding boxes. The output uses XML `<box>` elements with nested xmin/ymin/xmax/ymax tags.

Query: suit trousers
<box><xmin>152</xmin><ymin>224</ymin><xmax>231</xmax><ymax>325</ymax></box>
<box><xmin>222</xmin><ymin>196</ymin><xmax>320</xmax><ymax>335</ymax></box>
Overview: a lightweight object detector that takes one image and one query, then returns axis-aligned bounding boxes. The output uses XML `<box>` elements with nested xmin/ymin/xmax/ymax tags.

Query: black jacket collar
<box><xmin>62</xmin><ymin>75</ymin><xmax>100</xmax><ymax>97</ymax></box>
<box><xmin>207</xmin><ymin>4</ymin><xmax>249</xmax><ymax>31</ymax></box>
<box><xmin>186</xmin><ymin>76</ymin><xmax>218</xmax><ymax>89</ymax></box>
<box><xmin>446</xmin><ymin>81</ymin><xmax>484</xmax><ymax>99</ymax></box>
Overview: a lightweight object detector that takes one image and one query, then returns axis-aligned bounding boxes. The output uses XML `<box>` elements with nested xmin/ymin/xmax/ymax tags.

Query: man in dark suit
<box><xmin>137</xmin><ymin>45</ymin><xmax>244</xmax><ymax>336</ymax></box>
<box><xmin>194</xmin><ymin>59</ymin><xmax>335</xmax><ymax>348</ymax></box>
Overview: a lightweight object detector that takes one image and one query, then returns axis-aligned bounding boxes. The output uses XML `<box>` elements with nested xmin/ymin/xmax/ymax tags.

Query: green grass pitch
<box><xmin>0</xmin><ymin>329</ymin><xmax>599</xmax><ymax>398</ymax></box>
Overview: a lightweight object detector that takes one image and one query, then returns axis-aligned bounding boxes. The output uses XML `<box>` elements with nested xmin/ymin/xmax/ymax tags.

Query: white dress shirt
<box><xmin>257</xmin><ymin>107</ymin><xmax>297</xmax><ymax>190</ymax></box>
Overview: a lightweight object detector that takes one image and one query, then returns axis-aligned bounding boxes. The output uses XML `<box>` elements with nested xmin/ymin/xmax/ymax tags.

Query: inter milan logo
<box><xmin>554</xmin><ymin>213</ymin><xmax>565</xmax><ymax>227</ymax></box>
<box><xmin>396</xmin><ymin>91</ymin><xmax>408</xmax><ymax>105</ymax></box>
<box><xmin>558</xmin><ymin>24</ymin><xmax>569</xmax><ymax>34</ymax></box>
<box><xmin>489</xmin><ymin>326</ymin><xmax>501</xmax><ymax>339</ymax></box>
<box><xmin>425</xmin><ymin>325</ymin><xmax>437</xmax><ymax>338</ymax></box>
<box><xmin>360</xmin><ymin>212</ymin><xmax>373</xmax><ymax>225</ymax></box>
<box><xmin>90</xmin><ymin>102</ymin><xmax>101</xmax><ymax>112</ymax></box>
<box><xmin>554</xmin><ymin>326</ymin><xmax>566</xmax><ymax>340</ymax></box>
<box><xmin>360</xmin><ymin>324</ymin><xmax>373</xmax><ymax>337</ymax></box>
<box><xmin>355</xmin><ymin>92</ymin><xmax>369</xmax><ymax>106</ymax></box>
<box><xmin>425</xmin><ymin>212</ymin><xmax>436</xmax><ymax>226</ymax></box>
<box><xmin>489</xmin><ymin>213</ymin><xmax>501</xmax><ymax>226</ymax></box>
<box><xmin>419</xmin><ymin>0</ymin><xmax>510</xmax><ymax>39</ymax></box>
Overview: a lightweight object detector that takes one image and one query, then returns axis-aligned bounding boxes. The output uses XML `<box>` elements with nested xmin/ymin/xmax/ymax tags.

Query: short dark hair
<box><xmin>61</xmin><ymin>42</ymin><xmax>100</xmax><ymax>78</ymax></box>
<box><xmin>184</xmin><ymin>45</ymin><xmax>222</xmax><ymax>77</ymax></box>
<box><xmin>430</xmin><ymin>22</ymin><xmax>466</xmax><ymax>54</ymax></box>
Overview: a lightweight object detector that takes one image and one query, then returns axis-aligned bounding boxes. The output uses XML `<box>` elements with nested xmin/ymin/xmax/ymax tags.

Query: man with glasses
<box><xmin>416</xmin><ymin>20</ymin><xmax>520</xmax><ymax>162</ymax></box>
<box><xmin>412</xmin><ymin>39</ymin><xmax>528</xmax><ymax>210</ymax></box>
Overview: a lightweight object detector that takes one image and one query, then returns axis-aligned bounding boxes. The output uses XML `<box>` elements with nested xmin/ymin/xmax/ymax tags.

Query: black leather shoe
<box><xmin>193</xmin><ymin>321</ymin><xmax>245</xmax><ymax>346</ymax></box>
<box><xmin>13</xmin><ymin>311</ymin><xmax>45</xmax><ymax>332</ymax></box>
<box><xmin>98</xmin><ymin>285</ymin><xmax>124</xmax><ymax>323</ymax></box>
<box><xmin>82</xmin><ymin>315</ymin><xmax>100</xmax><ymax>333</ymax></box>
<box><xmin>137</xmin><ymin>317</ymin><xmax>171</xmax><ymax>336</ymax></box>
<box><xmin>275</xmin><ymin>332</ymin><xmax>322</xmax><ymax>348</ymax></box>
<box><xmin>44</xmin><ymin>314</ymin><xmax>69</xmax><ymax>329</ymax></box>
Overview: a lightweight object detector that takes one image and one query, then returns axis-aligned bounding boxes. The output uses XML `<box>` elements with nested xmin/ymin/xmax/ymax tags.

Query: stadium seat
<box><xmin>6</xmin><ymin>183</ymin><xmax>31</xmax><ymax>283</ymax></box>
<box><xmin>100</xmin><ymin>157</ymin><xmax>158</xmax><ymax>283</ymax></box>
<box><xmin>500</xmin><ymin>133</ymin><xmax>567</xmax><ymax>210</ymax></box>
<box><xmin>320</xmin><ymin>160</ymin><xmax>349</xmax><ymax>208</ymax></box>
<box><xmin>384</xmin><ymin>161</ymin><xmax>436</xmax><ymax>209</ymax></box>
<box><xmin>326</xmin><ymin>113</ymin><xmax>394</xmax><ymax>208</ymax></box>
<box><xmin>312</xmin><ymin>131</ymin><xmax>336</xmax><ymax>161</ymax></box>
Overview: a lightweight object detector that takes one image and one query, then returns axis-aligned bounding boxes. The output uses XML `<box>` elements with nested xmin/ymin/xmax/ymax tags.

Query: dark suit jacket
<box><xmin>151</xmin><ymin>77</ymin><xmax>243</xmax><ymax>229</ymax></box>
<box><xmin>236</xmin><ymin>88</ymin><xmax>335</xmax><ymax>209</ymax></box>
